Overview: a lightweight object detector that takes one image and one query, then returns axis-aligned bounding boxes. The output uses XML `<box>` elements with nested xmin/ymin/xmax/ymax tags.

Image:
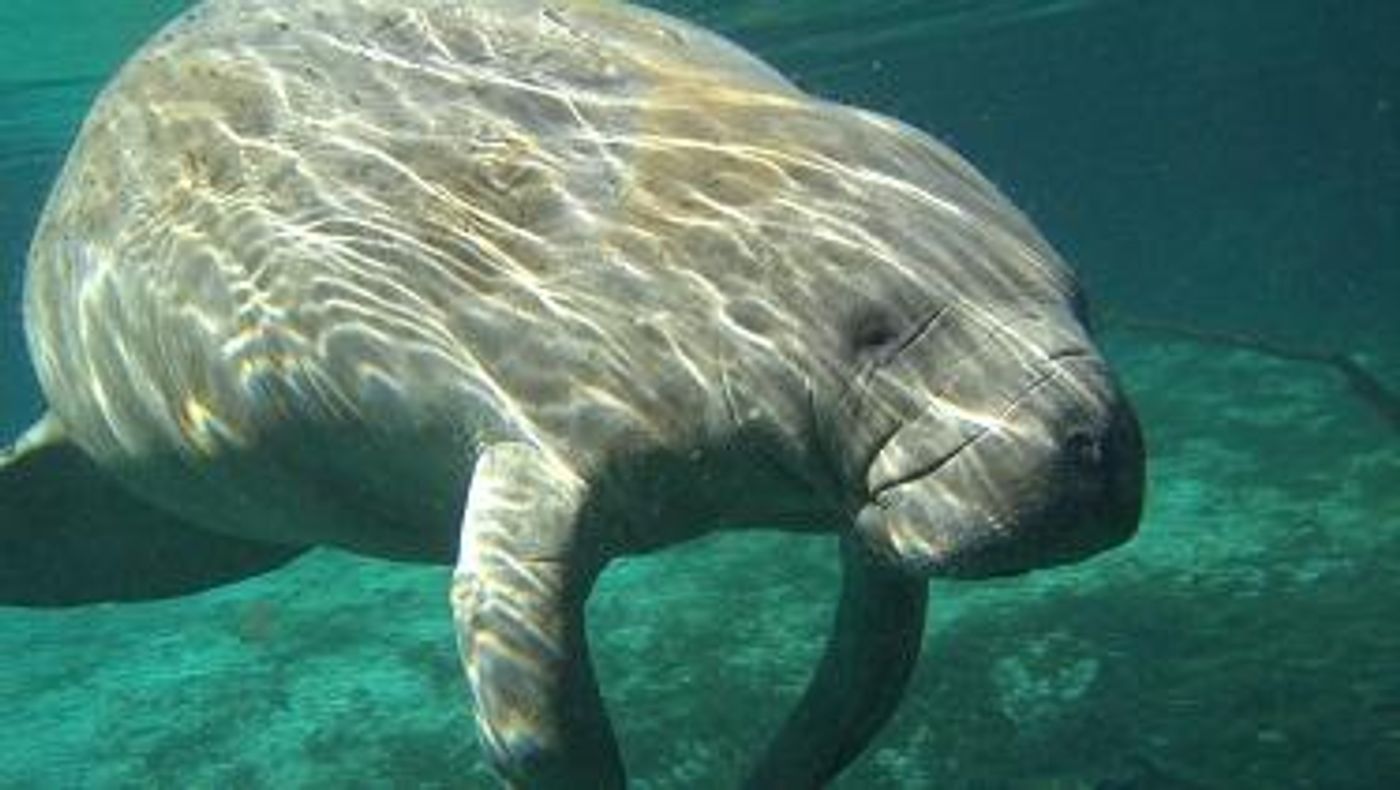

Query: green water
<box><xmin>2</xmin><ymin>1</ymin><xmax>1397</xmax><ymax>787</ymax></box>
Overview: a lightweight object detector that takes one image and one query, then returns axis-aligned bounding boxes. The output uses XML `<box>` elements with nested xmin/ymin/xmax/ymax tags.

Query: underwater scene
<box><xmin>1</xmin><ymin>0</ymin><xmax>1397</xmax><ymax>787</ymax></box>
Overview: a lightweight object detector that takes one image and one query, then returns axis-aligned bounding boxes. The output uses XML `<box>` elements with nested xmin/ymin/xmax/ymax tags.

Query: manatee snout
<box><xmin>855</xmin><ymin>352</ymin><xmax>1144</xmax><ymax>579</ymax></box>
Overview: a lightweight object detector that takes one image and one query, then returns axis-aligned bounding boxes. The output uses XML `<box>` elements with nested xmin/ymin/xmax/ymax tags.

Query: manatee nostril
<box><xmin>1094</xmin><ymin>403</ymin><xmax>1146</xmax><ymax>529</ymax></box>
<box><xmin>1064</xmin><ymin>429</ymin><xmax>1102</xmax><ymax>467</ymax></box>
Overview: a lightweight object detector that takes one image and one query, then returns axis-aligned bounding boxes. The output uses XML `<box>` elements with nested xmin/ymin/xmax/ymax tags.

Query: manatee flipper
<box><xmin>745</xmin><ymin>536</ymin><xmax>928</xmax><ymax>788</ymax></box>
<box><xmin>0</xmin><ymin>414</ymin><xmax>308</xmax><ymax>606</ymax></box>
<box><xmin>450</xmin><ymin>442</ymin><xmax>622</xmax><ymax>788</ymax></box>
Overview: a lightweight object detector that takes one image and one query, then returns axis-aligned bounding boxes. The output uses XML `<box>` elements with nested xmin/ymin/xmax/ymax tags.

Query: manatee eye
<box><xmin>846</xmin><ymin>307</ymin><xmax>904</xmax><ymax>365</ymax></box>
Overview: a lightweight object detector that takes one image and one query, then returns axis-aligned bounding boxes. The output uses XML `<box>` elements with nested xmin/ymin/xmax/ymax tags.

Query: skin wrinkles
<box><xmin>870</xmin><ymin>358</ymin><xmax>1068</xmax><ymax>503</ymax></box>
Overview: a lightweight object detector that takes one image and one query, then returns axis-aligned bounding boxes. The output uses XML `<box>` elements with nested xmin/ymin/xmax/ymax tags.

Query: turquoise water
<box><xmin>2</xmin><ymin>1</ymin><xmax>1397</xmax><ymax>787</ymax></box>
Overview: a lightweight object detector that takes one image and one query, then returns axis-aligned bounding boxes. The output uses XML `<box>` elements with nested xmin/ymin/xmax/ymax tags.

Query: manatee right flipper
<box><xmin>0</xmin><ymin>414</ymin><xmax>308</xmax><ymax>607</ymax></box>
<box><xmin>745</xmin><ymin>536</ymin><xmax>929</xmax><ymax>788</ymax></box>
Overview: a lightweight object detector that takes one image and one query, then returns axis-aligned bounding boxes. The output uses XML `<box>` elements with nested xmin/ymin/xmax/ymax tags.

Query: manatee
<box><xmin>0</xmin><ymin>0</ymin><xmax>1145</xmax><ymax>785</ymax></box>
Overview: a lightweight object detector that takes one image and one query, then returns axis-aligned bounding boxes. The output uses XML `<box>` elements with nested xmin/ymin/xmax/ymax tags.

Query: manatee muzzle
<box><xmin>854</xmin><ymin>354</ymin><xmax>1144</xmax><ymax>578</ymax></box>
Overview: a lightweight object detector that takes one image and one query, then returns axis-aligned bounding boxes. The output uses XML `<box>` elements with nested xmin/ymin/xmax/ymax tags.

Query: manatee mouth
<box><xmin>866</xmin><ymin>413</ymin><xmax>988</xmax><ymax>505</ymax></box>
<box><xmin>855</xmin><ymin>354</ymin><xmax>1144</xmax><ymax>579</ymax></box>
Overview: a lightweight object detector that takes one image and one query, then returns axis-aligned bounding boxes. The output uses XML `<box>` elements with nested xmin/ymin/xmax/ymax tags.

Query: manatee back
<box><xmin>24</xmin><ymin>0</ymin><xmax>803</xmax><ymax>467</ymax></box>
<box><xmin>19</xmin><ymin>0</ymin><xmax>831</xmax><ymax>556</ymax></box>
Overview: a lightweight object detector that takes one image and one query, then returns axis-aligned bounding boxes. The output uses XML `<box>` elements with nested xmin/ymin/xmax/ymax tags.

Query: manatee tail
<box><xmin>0</xmin><ymin>413</ymin><xmax>307</xmax><ymax>606</ymax></box>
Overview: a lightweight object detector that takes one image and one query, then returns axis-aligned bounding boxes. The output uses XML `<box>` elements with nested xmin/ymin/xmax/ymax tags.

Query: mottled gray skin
<box><xmin>14</xmin><ymin>0</ymin><xmax>1143</xmax><ymax>785</ymax></box>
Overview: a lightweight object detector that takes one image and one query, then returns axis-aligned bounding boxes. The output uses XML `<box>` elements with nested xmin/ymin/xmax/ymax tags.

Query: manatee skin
<box><xmin>28</xmin><ymin>0</ymin><xmax>840</xmax><ymax>561</ymax></box>
<box><xmin>18</xmin><ymin>0</ymin><xmax>1143</xmax><ymax>786</ymax></box>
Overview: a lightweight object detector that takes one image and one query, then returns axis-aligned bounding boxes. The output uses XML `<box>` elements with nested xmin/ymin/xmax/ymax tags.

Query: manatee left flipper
<box><xmin>745</xmin><ymin>536</ymin><xmax>929</xmax><ymax>788</ymax></box>
<box><xmin>450</xmin><ymin>441</ymin><xmax>623</xmax><ymax>788</ymax></box>
<box><xmin>0</xmin><ymin>414</ymin><xmax>308</xmax><ymax>607</ymax></box>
